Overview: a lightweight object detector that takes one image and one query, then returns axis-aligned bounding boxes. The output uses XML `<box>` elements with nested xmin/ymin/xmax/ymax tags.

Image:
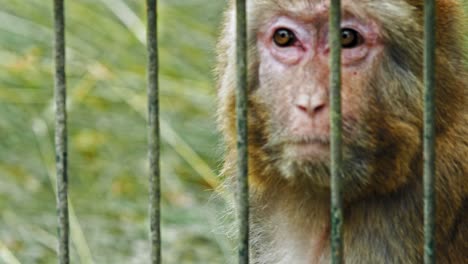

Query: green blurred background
<box><xmin>0</xmin><ymin>0</ymin><xmax>231</xmax><ymax>263</ymax></box>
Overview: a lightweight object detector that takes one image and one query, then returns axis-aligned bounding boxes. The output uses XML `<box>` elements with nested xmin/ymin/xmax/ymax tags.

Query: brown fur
<box><xmin>216</xmin><ymin>0</ymin><xmax>467</xmax><ymax>263</ymax></box>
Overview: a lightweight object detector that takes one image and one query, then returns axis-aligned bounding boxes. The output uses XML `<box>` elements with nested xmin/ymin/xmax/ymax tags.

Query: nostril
<box><xmin>312</xmin><ymin>104</ymin><xmax>325</xmax><ymax>113</ymax></box>
<box><xmin>296</xmin><ymin>104</ymin><xmax>308</xmax><ymax>113</ymax></box>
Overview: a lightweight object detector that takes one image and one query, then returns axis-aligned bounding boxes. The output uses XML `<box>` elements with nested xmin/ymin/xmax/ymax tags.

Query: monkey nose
<box><xmin>295</xmin><ymin>93</ymin><xmax>327</xmax><ymax>116</ymax></box>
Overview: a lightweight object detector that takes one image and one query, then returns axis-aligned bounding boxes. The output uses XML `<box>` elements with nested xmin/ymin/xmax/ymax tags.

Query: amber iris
<box><xmin>341</xmin><ymin>28</ymin><xmax>362</xmax><ymax>48</ymax></box>
<box><xmin>273</xmin><ymin>28</ymin><xmax>296</xmax><ymax>47</ymax></box>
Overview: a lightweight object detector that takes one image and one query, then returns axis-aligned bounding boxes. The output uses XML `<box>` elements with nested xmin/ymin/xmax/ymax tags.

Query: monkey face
<box><xmin>249</xmin><ymin>8</ymin><xmax>384</xmax><ymax>184</ymax></box>
<box><xmin>256</xmin><ymin>14</ymin><xmax>382</xmax><ymax>155</ymax></box>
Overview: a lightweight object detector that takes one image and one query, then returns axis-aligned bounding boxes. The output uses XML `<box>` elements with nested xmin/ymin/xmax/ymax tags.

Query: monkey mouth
<box><xmin>286</xmin><ymin>136</ymin><xmax>330</xmax><ymax>145</ymax></box>
<box><xmin>283</xmin><ymin>137</ymin><xmax>330</xmax><ymax>159</ymax></box>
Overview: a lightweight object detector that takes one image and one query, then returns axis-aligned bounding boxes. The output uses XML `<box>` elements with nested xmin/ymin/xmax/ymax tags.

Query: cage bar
<box><xmin>235</xmin><ymin>0</ymin><xmax>249</xmax><ymax>263</ymax></box>
<box><xmin>53</xmin><ymin>0</ymin><xmax>69</xmax><ymax>263</ymax></box>
<box><xmin>146</xmin><ymin>0</ymin><xmax>161</xmax><ymax>263</ymax></box>
<box><xmin>423</xmin><ymin>0</ymin><xmax>436</xmax><ymax>263</ymax></box>
<box><xmin>329</xmin><ymin>0</ymin><xmax>344</xmax><ymax>263</ymax></box>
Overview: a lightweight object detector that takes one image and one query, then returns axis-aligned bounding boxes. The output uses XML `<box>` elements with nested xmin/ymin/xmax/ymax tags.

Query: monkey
<box><xmin>216</xmin><ymin>0</ymin><xmax>467</xmax><ymax>263</ymax></box>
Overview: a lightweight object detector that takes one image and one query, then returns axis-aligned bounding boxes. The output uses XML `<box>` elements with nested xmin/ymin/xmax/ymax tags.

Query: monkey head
<box><xmin>217</xmin><ymin>0</ymin><xmax>465</xmax><ymax>199</ymax></box>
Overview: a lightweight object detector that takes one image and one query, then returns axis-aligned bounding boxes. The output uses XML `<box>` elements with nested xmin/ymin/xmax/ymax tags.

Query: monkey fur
<box><xmin>217</xmin><ymin>0</ymin><xmax>467</xmax><ymax>263</ymax></box>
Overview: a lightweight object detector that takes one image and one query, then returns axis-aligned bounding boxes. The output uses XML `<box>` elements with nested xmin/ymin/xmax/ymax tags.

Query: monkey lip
<box><xmin>284</xmin><ymin>138</ymin><xmax>330</xmax><ymax>158</ymax></box>
<box><xmin>285</xmin><ymin>135</ymin><xmax>330</xmax><ymax>145</ymax></box>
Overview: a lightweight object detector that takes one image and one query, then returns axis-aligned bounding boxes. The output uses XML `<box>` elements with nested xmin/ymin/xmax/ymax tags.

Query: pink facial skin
<box><xmin>255</xmin><ymin>14</ymin><xmax>383</xmax><ymax>160</ymax></box>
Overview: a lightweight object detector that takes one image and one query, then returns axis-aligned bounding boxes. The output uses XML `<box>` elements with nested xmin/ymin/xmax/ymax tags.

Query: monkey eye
<box><xmin>273</xmin><ymin>28</ymin><xmax>296</xmax><ymax>47</ymax></box>
<box><xmin>341</xmin><ymin>28</ymin><xmax>363</xmax><ymax>48</ymax></box>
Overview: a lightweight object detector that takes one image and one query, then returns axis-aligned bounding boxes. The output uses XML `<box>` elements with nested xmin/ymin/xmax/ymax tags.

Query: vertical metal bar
<box><xmin>423</xmin><ymin>0</ymin><xmax>436</xmax><ymax>263</ymax></box>
<box><xmin>329</xmin><ymin>0</ymin><xmax>343</xmax><ymax>263</ymax></box>
<box><xmin>53</xmin><ymin>0</ymin><xmax>69</xmax><ymax>263</ymax></box>
<box><xmin>146</xmin><ymin>0</ymin><xmax>161</xmax><ymax>263</ymax></box>
<box><xmin>235</xmin><ymin>0</ymin><xmax>249</xmax><ymax>263</ymax></box>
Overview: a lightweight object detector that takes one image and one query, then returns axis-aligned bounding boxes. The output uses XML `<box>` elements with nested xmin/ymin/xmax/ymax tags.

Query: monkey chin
<box><xmin>277</xmin><ymin>141</ymin><xmax>332</xmax><ymax>187</ymax></box>
<box><xmin>273</xmin><ymin>131</ymin><xmax>369</xmax><ymax>192</ymax></box>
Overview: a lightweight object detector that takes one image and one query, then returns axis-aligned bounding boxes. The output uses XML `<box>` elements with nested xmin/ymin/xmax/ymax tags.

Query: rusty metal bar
<box><xmin>329</xmin><ymin>0</ymin><xmax>344</xmax><ymax>263</ymax></box>
<box><xmin>423</xmin><ymin>0</ymin><xmax>436</xmax><ymax>263</ymax></box>
<box><xmin>146</xmin><ymin>0</ymin><xmax>161</xmax><ymax>263</ymax></box>
<box><xmin>235</xmin><ymin>0</ymin><xmax>249</xmax><ymax>263</ymax></box>
<box><xmin>53</xmin><ymin>0</ymin><xmax>69</xmax><ymax>263</ymax></box>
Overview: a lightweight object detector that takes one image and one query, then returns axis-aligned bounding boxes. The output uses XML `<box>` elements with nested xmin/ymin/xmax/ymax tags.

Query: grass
<box><xmin>0</xmin><ymin>0</ymin><xmax>232</xmax><ymax>263</ymax></box>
